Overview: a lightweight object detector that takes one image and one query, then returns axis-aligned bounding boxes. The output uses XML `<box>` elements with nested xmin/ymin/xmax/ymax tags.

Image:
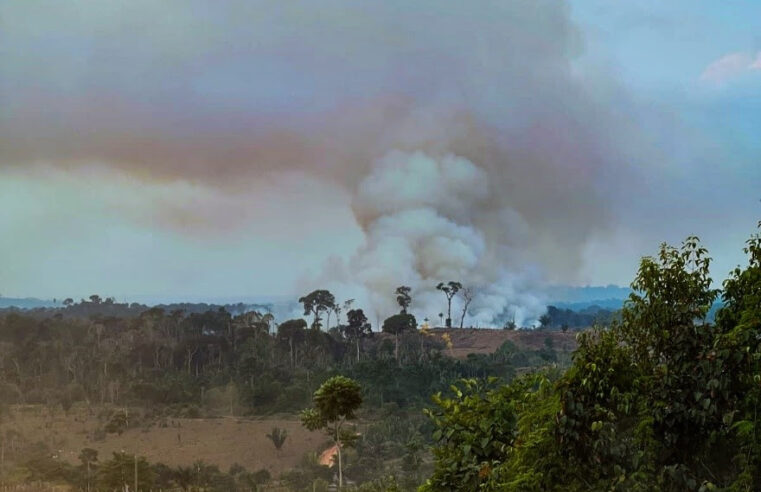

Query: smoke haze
<box><xmin>2</xmin><ymin>1</ymin><xmax>759</xmax><ymax>323</ymax></box>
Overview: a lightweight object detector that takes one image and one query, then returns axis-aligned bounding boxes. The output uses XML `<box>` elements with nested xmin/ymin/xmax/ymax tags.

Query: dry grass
<box><xmin>430</xmin><ymin>328</ymin><xmax>578</xmax><ymax>358</ymax></box>
<box><xmin>5</xmin><ymin>406</ymin><xmax>325</xmax><ymax>476</ymax></box>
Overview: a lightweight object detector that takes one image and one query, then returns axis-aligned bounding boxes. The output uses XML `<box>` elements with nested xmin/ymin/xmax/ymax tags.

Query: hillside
<box><xmin>433</xmin><ymin>328</ymin><xmax>578</xmax><ymax>358</ymax></box>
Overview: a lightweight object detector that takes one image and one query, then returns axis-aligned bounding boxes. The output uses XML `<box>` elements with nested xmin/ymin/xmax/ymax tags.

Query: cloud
<box><xmin>751</xmin><ymin>52</ymin><xmax>761</xmax><ymax>70</ymax></box>
<box><xmin>699</xmin><ymin>51</ymin><xmax>761</xmax><ymax>85</ymax></box>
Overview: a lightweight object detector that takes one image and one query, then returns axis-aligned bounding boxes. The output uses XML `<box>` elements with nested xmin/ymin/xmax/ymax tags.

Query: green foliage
<box><xmin>346</xmin><ymin>309</ymin><xmax>371</xmax><ymax>336</ymax></box>
<box><xmin>423</xmin><ymin>228</ymin><xmax>761</xmax><ymax>491</ymax></box>
<box><xmin>301</xmin><ymin>375</ymin><xmax>363</xmax><ymax>488</ymax></box>
<box><xmin>0</xmin><ymin>281</ymin><xmax>561</xmax><ymax>422</ymax></box>
<box><xmin>281</xmin><ymin>451</ymin><xmax>333</xmax><ymax>490</ymax></box>
<box><xmin>382</xmin><ymin>314</ymin><xmax>417</xmax><ymax>336</ymax></box>
<box><xmin>551</xmin><ymin>234</ymin><xmax>761</xmax><ymax>490</ymax></box>
<box><xmin>104</xmin><ymin>410</ymin><xmax>128</xmax><ymax>435</ymax></box>
<box><xmin>545</xmin><ymin>305</ymin><xmax>616</xmax><ymax>330</ymax></box>
<box><xmin>436</xmin><ymin>281</ymin><xmax>462</xmax><ymax>327</ymax></box>
<box><xmin>96</xmin><ymin>452</ymin><xmax>154</xmax><ymax>491</ymax></box>
<box><xmin>299</xmin><ymin>290</ymin><xmax>336</xmax><ymax>330</ymax></box>
<box><xmin>351</xmin><ymin>475</ymin><xmax>403</xmax><ymax>491</ymax></box>
<box><xmin>305</xmin><ymin>376</ymin><xmax>363</xmax><ymax>428</ymax></box>
<box><xmin>421</xmin><ymin>378</ymin><xmax>518</xmax><ymax>490</ymax></box>
<box><xmin>396</xmin><ymin>286</ymin><xmax>412</xmax><ymax>314</ymax></box>
<box><xmin>78</xmin><ymin>447</ymin><xmax>98</xmax><ymax>467</ymax></box>
<box><xmin>266</xmin><ymin>426</ymin><xmax>288</xmax><ymax>450</ymax></box>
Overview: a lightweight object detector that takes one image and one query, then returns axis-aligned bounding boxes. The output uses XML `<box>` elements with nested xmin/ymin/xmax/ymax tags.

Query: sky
<box><xmin>1</xmin><ymin>1</ymin><xmax>759</xmax><ymax>319</ymax></box>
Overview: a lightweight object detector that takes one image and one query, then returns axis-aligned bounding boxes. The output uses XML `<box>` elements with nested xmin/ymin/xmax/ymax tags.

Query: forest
<box><xmin>0</xmin><ymin>224</ymin><xmax>759</xmax><ymax>491</ymax></box>
<box><xmin>0</xmin><ymin>277</ymin><xmax>565</xmax><ymax>490</ymax></box>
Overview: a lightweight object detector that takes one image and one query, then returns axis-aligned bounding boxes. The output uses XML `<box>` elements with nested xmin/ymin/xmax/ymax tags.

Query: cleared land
<box><xmin>429</xmin><ymin>328</ymin><xmax>577</xmax><ymax>358</ymax></box>
<box><xmin>6</xmin><ymin>406</ymin><xmax>323</xmax><ymax>475</ymax></box>
<box><xmin>3</xmin><ymin>328</ymin><xmax>577</xmax><ymax>475</ymax></box>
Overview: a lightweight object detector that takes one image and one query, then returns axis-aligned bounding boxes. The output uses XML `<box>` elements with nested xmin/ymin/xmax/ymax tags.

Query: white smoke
<box><xmin>1</xmin><ymin>1</ymin><xmax>649</xmax><ymax>311</ymax></box>
<box><xmin>317</xmin><ymin>150</ymin><xmax>546</xmax><ymax>328</ymax></box>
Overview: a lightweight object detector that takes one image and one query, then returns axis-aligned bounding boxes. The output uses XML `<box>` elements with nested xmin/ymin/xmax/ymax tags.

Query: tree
<box><xmin>395</xmin><ymin>286</ymin><xmax>412</xmax><ymax>314</ymax></box>
<box><xmin>420</xmin><ymin>230</ymin><xmax>761</xmax><ymax>490</ymax></box>
<box><xmin>331</xmin><ymin>298</ymin><xmax>355</xmax><ymax>330</ymax></box>
<box><xmin>63</xmin><ymin>298</ymin><xmax>74</xmax><ymax>307</ymax></box>
<box><xmin>173</xmin><ymin>466</ymin><xmax>194</xmax><ymax>491</ymax></box>
<box><xmin>551</xmin><ymin>235</ymin><xmax>751</xmax><ymax>490</ymax></box>
<box><xmin>538</xmin><ymin>313</ymin><xmax>551</xmax><ymax>328</ymax></box>
<box><xmin>105</xmin><ymin>410</ymin><xmax>128</xmax><ymax>435</ymax></box>
<box><xmin>97</xmin><ymin>452</ymin><xmax>153</xmax><ymax>492</ymax></box>
<box><xmin>79</xmin><ymin>448</ymin><xmax>98</xmax><ymax>492</ymax></box>
<box><xmin>343</xmin><ymin>308</ymin><xmax>371</xmax><ymax>362</ymax></box>
<box><xmin>301</xmin><ymin>376</ymin><xmax>363</xmax><ymax>489</ymax></box>
<box><xmin>458</xmin><ymin>287</ymin><xmax>474</xmax><ymax>329</ymax></box>
<box><xmin>436</xmin><ymin>281</ymin><xmax>462</xmax><ymax>328</ymax></box>
<box><xmin>382</xmin><ymin>313</ymin><xmax>417</xmax><ymax>363</ymax></box>
<box><xmin>277</xmin><ymin>319</ymin><xmax>307</xmax><ymax>368</ymax></box>
<box><xmin>266</xmin><ymin>426</ymin><xmax>288</xmax><ymax>452</ymax></box>
<box><xmin>422</xmin><ymin>378</ymin><xmax>519</xmax><ymax>491</ymax></box>
<box><xmin>299</xmin><ymin>290</ymin><xmax>336</xmax><ymax>330</ymax></box>
<box><xmin>89</xmin><ymin>294</ymin><xmax>102</xmax><ymax>305</ymax></box>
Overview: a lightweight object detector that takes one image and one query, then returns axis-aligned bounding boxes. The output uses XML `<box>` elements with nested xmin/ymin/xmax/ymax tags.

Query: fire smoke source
<box><xmin>317</xmin><ymin>150</ymin><xmax>548</xmax><ymax>327</ymax></box>
<box><xmin>1</xmin><ymin>1</ymin><xmax>646</xmax><ymax>315</ymax></box>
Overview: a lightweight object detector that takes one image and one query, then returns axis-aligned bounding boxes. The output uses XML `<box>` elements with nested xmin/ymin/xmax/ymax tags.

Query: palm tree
<box><xmin>266</xmin><ymin>426</ymin><xmax>288</xmax><ymax>452</ymax></box>
<box><xmin>436</xmin><ymin>281</ymin><xmax>462</xmax><ymax>328</ymax></box>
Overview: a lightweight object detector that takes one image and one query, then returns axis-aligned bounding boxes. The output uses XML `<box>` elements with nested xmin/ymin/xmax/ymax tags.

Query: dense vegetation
<box><xmin>0</xmin><ymin>282</ymin><xmax>565</xmax><ymax>490</ymax></box>
<box><xmin>3</xmin><ymin>224</ymin><xmax>758</xmax><ymax>491</ymax></box>
<box><xmin>424</xmin><ymin>224</ymin><xmax>761</xmax><ymax>491</ymax></box>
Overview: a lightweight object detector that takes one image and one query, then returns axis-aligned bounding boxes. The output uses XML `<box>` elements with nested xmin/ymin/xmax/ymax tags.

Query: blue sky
<box><xmin>0</xmin><ymin>1</ymin><xmax>759</xmax><ymax>313</ymax></box>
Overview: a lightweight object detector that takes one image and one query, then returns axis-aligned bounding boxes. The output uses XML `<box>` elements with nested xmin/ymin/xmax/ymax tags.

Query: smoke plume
<box><xmin>315</xmin><ymin>150</ymin><xmax>547</xmax><ymax>326</ymax></box>
<box><xmin>1</xmin><ymin>1</ymin><xmax>645</xmax><ymax>319</ymax></box>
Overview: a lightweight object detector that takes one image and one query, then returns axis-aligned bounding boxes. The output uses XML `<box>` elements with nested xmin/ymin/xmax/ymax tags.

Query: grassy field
<box><xmin>4</xmin><ymin>405</ymin><xmax>325</xmax><ymax>476</ymax></box>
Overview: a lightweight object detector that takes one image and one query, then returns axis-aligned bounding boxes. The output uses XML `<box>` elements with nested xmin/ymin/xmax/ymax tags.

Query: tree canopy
<box><xmin>424</xmin><ymin>226</ymin><xmax>761</xmax><ymax>491</ymax></box>
<box><xmin>298</xmin><ymin>290</ymin><xmax>336</xmax><ymax>330</ymax></box>
<box><xmin>301</xmin><ymin>375</ymin><xmax>363</xmax><ymax>488</ymax></box>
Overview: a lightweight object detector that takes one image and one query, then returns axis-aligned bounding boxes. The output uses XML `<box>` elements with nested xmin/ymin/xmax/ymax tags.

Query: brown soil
<box><xmin>431</xmin><ymin>328</ymin><xmax>578</xmax><ymax>358</ymax></box>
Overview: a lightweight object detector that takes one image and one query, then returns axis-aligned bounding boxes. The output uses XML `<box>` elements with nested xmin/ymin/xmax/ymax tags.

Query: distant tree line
<box><xmin>538</xmin><ymin>305</ymin><xmax>617</xmax><ymax>331</ymax></box>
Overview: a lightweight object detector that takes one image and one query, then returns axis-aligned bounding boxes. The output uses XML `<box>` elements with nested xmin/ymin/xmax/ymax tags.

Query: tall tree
<box><xmin>458</xmin><ymin>287</ymin><xmax>474</xmax><ymax>329</ymax></box>
<box><xmin>395</xmin><ymin>286</ymin><xmax>412</xmax><ymax>314</ymax></box>
<box><xmin>298</xmin><ymin>290</ymin><xmax>336</xmax><ymax>330</ymax></box>
<box><xmin>277</xmin><ymin>319</ymin><xmax>307</xmax><ymax>368</ymax></box>
<box><xmin>331</xmin><ymin>298</ymin><xmax>355</xmax><ymax>330</ymax></box>
<box><xmin>301</xmin><ymin>376</ymin><xmax>363</xmax><ymax>489</ymax></box>
<box><xmin>436</xmin><ymin>281</ymin><xmax>462</xmax><ymax>328</ymax></box>
<box><xmin>343</xmin><ymin>309</ymin><xmax>371</xmax><ymax>362</ymax></box>
<box><xmin>382</xmin><ymin>313</ymin><xmax>417</xmax><ymax>363</ymax></box>
<box><xmin>79</xmin><ymin>448</ymin><xmax>98</xmax><ymax>492</ymax></box>
<box><xmin>96</xmin><ymin>452</ymin><xmax>153</xmax><ymax>492</ymax></box>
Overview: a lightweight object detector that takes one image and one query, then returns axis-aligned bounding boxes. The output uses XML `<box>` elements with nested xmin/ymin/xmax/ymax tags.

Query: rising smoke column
<box><xmin>317</xmin><ymin>150</ymin><xmax>546</xmax><ymax>327</ymax></box>
<box><xmin>1</xmin><ymin>1</ymin><xmax>642</xmax><ymax>310</ymax></box>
